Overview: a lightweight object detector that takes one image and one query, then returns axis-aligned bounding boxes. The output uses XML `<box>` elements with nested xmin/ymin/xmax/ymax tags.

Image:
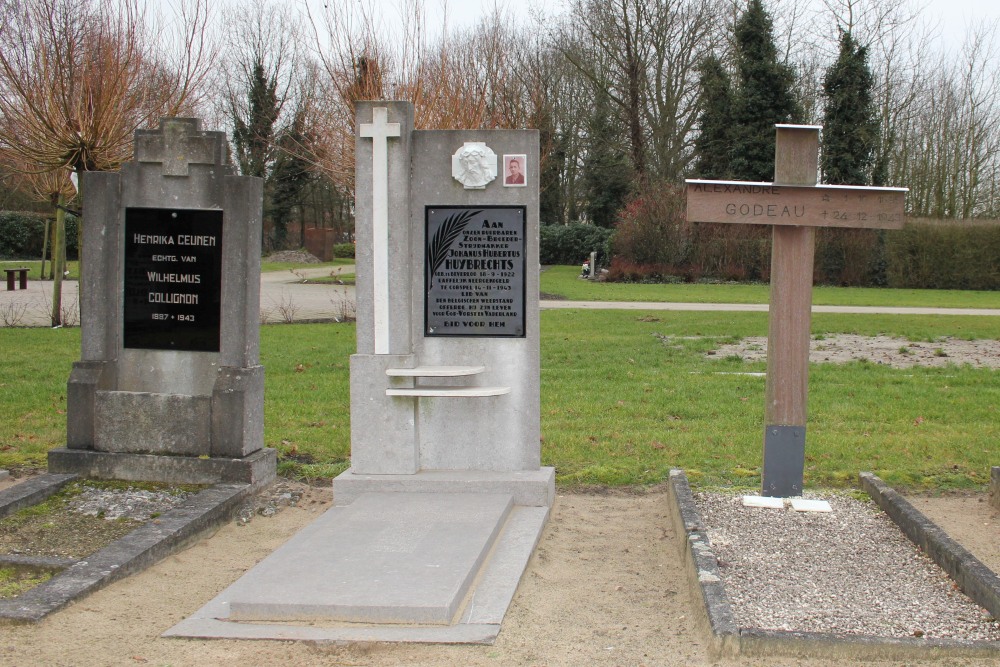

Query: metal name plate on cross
<box><xmin>686</xmin><ymin>125</ymin><xmax>907</xmax><ymax>497</ymax></box>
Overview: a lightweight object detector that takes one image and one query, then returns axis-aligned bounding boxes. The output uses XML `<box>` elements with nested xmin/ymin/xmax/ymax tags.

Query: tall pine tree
<box><xmin>821</xmin><ymin>31</ymin><xmax>880</xmax><ymax>185</ymax></box>
<box><xmin>583</xmin><ymin>89</ymin><xmax>632</xmax><ymax>228</ymax></box>
<box><xmin>730</xmin><ymin>0</ymin><xmax>802</xmax><ymax>181</ymax></box>
<box><xmin>231</xmin><ymin>60</ymin><xmax>280</xmax><ymax>179</ymax></box>
<box><xmin>270</xmin><ymin>107</ymin><xmax>313</xmax><ymax>249</ymax></box>
<box><xmin>693</xmin><ymin>54</ymin><xmax>735</xmax><ymax>179</ymax></box>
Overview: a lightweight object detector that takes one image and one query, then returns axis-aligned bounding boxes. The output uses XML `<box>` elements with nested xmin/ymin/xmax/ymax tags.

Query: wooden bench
<box><xmin>385</xmin><ymin>365</ymin><xmax>510</xmax><ymax>397</ymax></box>
<box><xmin>4</xmin><ymin>268</ymin><xmax>29</xmax><ymax>291</ymax></box>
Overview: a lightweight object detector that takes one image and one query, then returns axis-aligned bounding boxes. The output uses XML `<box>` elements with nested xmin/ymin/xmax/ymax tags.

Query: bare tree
<box><xmin>0</xmin><ymin>0</ymin><xmax>212</xmax><ymax>175</ymax></box>
<box><xmin>220</xmin><ymin>0</ymin><xmax>300</xmax><ymax>176</ymax></box>
<box><xmin>556</xmin><ymin>0</ymin><xmax>720</xmax><ymax>183</ymax></box>
<box><xmin>0</xmin><ymin>0</ymin><xmax>213</xmax><ymax>323</ymax></box>
<box><xmin>898</xmin><ymin>20</ymin><xmax>1000</xmax><ymax>218</ymax></box>
<box><xmin>303</xmin><ymin>0</ymin><xmax>535</xmax><ymax>197</ymax></box>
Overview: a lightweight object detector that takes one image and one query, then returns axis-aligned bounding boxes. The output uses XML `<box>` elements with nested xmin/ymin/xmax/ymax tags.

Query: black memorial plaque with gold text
<box><xmin>425</xmin><ymin>206</ymin><xmax>526</xmax><ymax>337</ymax></box>
<box><xmin>123</xmin><ymin>208</ymin><xmax>223</xmax><ymax>351</ymax></box>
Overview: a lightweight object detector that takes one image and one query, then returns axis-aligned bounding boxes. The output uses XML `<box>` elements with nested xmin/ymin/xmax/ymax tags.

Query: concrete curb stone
<box><xmin>0</xmin><ymin>473</ymin><xmax>78</xmax><ymax>521</ymax></box>
<box><xmin>0</xmin><ymin>481</ymin><xmax>257</xmax><ymax>624</ymax></box>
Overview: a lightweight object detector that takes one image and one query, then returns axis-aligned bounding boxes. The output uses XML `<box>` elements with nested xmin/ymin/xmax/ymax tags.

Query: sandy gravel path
<box><xmin>2</xmin><ymin>484</ymin><xmax>998</xmax><ymax>667</ymax></box>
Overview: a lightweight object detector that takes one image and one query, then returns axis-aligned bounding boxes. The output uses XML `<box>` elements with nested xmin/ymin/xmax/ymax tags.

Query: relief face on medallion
<box><xmin>452</xmin><ymin>142</ymin><xmax>497</xmax><ymax>189</ymax></box>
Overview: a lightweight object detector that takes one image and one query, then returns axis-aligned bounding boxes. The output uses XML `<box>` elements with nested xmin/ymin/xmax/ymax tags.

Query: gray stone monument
<box><xmin>48</xmin><ymin>118</ymin><xmax>275</xmax><ymax>487</ymax></box>
<box><xmin>167</xmin><ymin>102</ymin><xmax>553</xmax><ymax>643</ymax></box>
<box><xmin>333</xmin><ymin>101</ymin><xmax>553</xmax><ymax>504</ymax></box>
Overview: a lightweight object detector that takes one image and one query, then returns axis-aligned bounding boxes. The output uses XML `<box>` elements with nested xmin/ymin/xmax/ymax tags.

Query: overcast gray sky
<box><xmin>360</xmin><ymin>0</ymin><xmax>997</xmax><ymax>51</ymax></box>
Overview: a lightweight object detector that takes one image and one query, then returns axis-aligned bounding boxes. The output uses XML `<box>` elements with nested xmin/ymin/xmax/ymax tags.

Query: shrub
<box><xmin>814</xmin><ymin>228</ymin><xmax>886</xmax><ymax>287</ymax></box>
<box><xmin>332</xmin><ymin>242</ymin><xmax>355</xmax><ymax>259</ymax></box>
<box><xmin>610</xmin><ymin>183</ymin><xmax>690</xmax><ymax>269</ymax></box>
<box><xmin>608</xmin><ymin>186</ymin><xmax>1000</xmax><ymax>288</ymax></box>
<box><xmin>606</xmin><ymin>257</ymin><xmax>683</xmax><ymax>283</ymax></box>
<box><xmin>886</xmin><ymin>223</ymin><xmax>1000</xmax><ymax>290</ymax></box>
<box><xmin>611</xmin><ymin>183</ymin><xmax>770</xmax><ymax>282</ymax></box>
<box><xmin>539</xmin><ymin>223</ymin><xmax>613</xmax><ymax>266</ymax></box>
<box><xmin>0</xmin><ymin>211</ymin><xmax>78</xmax><ymax>260</ymax></box>
<box><xmin>687</xmin><ymin>222</ymin><xmax>771</xmax><ymax>282</ymax></box>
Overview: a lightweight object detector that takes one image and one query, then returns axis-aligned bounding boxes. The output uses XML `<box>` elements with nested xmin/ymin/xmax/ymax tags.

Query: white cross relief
<box><xmin>360</xmin><ymin>107</ymin><xmax>401</xmax><ymax>354</ymax></box>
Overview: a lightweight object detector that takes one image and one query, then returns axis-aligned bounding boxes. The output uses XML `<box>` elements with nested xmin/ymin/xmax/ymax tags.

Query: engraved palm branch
<box><xmin>427</xmin><ymin>210</ymin><xmax>478</xmax><ymax>289</ymax></box>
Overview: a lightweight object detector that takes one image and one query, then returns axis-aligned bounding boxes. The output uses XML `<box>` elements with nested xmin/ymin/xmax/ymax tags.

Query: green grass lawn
<box><xmin>0</xmin><ymin>261</ymin><xmax>79</xmax><ymax>281</ymax></box>
<box><xmin>299</xmin><ymin>273</ymin><xmax>356</xmax><ymax>285</ymax></box>
<box><xmin>2</xmin><ymin>309</ymin><xmax>998</xmax><ymax>491</ymax></box>
<box><xmin>260</xmin><ymin>258</ymin><xmax>353</xmax><ymax>273</ymax></box>
<box><xmin>541</xmin><ymin>265</ymin><xmax>1000</xmax><ymax>309</ymax></box>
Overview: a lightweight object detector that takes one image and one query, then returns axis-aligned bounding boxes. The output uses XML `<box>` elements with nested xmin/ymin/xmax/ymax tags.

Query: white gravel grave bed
<box><xmin>69</xmin><ymin>487</ymin><xmax>193</xmax><ymax>521</ymax></box>
<box><xmin>695</xmin><ymin>491</ymin><xmax>1000</xmax><ymax>641</ymax></box>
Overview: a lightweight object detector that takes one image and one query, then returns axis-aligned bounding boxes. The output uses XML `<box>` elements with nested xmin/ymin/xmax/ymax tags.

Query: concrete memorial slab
<box><xmin>48</xmin><ymin>118</ymin><xmax>275</xmax><ymax>487</ymax></box>
<box><xmin>686</xmin><ymin>125</ymin><xmax>907</xmax><ymax>497</ymax></box>
<box><xmin>170</xmin><ymin>101</ymin><xmax>552</xmax><ymax>644</ymax></box>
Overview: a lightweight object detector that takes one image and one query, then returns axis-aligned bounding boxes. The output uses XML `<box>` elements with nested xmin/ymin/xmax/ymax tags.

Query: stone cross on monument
<box><xmin>135</xmin><ymin>119</ymin><xmax>227</xmax><ymax>177</ymax></box>
<box><xmin>685</xmin><ymin>124</ymin><xmax>907</xmax><ymax>497</ymax></box>
<box><xmin>360</xmin><ymin>107</ymin><xmax>402</xmax><ymax>355</ymax></box>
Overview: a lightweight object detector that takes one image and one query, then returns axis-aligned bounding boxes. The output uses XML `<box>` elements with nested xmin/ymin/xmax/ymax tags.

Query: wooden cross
<box><xmin>685</xmin><ymin>125</ymin><xmax>907</xmax><ymax>497</ymax></box>
<box><xmin>360</xmin><ymin>106</ymin><xmax>401</xmax><ymax>355</ymax></box>
<box><xmin>135</xmin><ymin>118</ymin><xmax>223</xmax><ymax>176</ymax></box>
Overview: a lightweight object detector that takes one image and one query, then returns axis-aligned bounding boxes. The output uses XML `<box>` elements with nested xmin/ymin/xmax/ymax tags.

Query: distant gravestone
<box><xmin>49</xmin><ymin>118</ymin><xmax>275</xmax><ymax>486</ymax></box>
<box><xmin>686</xmin><ymin>124</ymin><xmax>906</xmax><ymax>497</ymax></box>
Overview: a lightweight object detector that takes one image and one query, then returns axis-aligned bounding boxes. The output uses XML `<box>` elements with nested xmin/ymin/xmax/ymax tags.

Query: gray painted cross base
<box><xmin>686</xmin><ymin>124</ymin><xmax>907</xmax><ymax>497</ymax></box>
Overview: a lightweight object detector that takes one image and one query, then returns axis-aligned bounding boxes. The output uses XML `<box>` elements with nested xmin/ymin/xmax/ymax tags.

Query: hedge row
<box><xmin>332</xmin><ymin>242</ymin><xmax>356</xmax><ymax>259</ymax></box>
<box><xmin>608</xmin><ymin>186</ymin><xmax>1000</xmax><ymax>289</ymax></box>
<box><xmin>540</xmin><ymin>223</ymin><xmax>613</xmax><ymax>266</ymax></box>
<box><xmin>610</xmin><ymin>222</ymin><xmax>999</xmax><ymax>290</ymax></box>
<box><xmin>884</xmin><ymin>224</ymin><xmax>1000</xmax><ymax>290</ymax></box>
<box><xmin>0</xmin><ymin>211</ymin><xmax>78</xmax><ymax>260</ymax></box>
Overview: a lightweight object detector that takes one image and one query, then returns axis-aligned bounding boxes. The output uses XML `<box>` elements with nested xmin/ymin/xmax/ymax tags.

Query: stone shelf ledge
<box><xmin>386</xmin><ymin>386</ymin><xmax>510</xmax><ymax>397</ymax></box>
<box><xmin>386</xmin><ymin>365</ymin><xmax>486</xmax><ymax>377</ymax></box>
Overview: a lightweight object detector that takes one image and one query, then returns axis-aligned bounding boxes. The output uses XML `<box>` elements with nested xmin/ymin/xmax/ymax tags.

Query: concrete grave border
<box><xmin>666</xmin><ymin>469</ymin><xmax>1000</xmax><ymax>660</ymax></box>
<box><xmin>0</xmin><ymin>474</ymin><xmax>262</xmax><ymax>624</ymax></box>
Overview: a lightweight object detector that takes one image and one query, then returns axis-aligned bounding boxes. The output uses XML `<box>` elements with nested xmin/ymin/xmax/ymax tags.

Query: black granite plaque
<box><xmin>123</xmin><ymin>208</ymin><xmax>223</xmax><ymax>351</ymax></box>
<box><xmin>425</xmin><ymin>206</ymin><xmax>526</xmax><ymax>337</ymax></box>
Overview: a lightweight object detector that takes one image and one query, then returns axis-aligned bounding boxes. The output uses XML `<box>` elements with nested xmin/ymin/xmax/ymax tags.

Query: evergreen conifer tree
<box><xmin>270</xmin><ymin>108</ymin><xmax>313</xmax><ymax>248</ymax></box>
<box><xmin>583</xmin><ymin>89</ymin><xmax>633</xmax><ymax>227</ymax></box>
<box><xmin>731</xmin><ymin>0</ymin><xmax>802</xmax><ymax>181</ymax></box>
<box><xmin>821</xmin><ymin>31</ymin><xmax>880</xmax><ymax>185</ymax></box>
<box><xmin>693</xmin><ymin>54</ymin><xmax>735</xmax><ymax>179</ymax></box>
<box><xmin>232</xmin><ymin>60</ymin><xmax>280</xmax><ymax>179</ymax></box>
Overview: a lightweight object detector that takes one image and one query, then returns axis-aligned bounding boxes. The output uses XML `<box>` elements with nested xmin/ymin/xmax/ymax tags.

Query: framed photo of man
<box><xmin>503</xmin><ymin>154</ymin><xmax>527</xmax><ymax>187</ymax></box>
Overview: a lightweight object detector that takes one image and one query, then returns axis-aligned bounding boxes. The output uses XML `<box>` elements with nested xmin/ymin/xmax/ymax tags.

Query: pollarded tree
<box><xmin>821</xmin><ymin>30</ymin><xmax>880</xmax><ymax>185</ymax></box>
<box><xmin>692</xmin><ymin>54</ymin><xmax>735</xmax><ymax>179</ymax></box>
<box><xmin>730</xmin><ymin>0</ymin><xmax>802</xmax><ymax>181</ymax></box>
<box><xmin>0</xmin><ymin>0</ymin><xmax>210</xmax><ymax>176</ymax></box>
<box><xmin>0</xmin><ymin>0</ymin><xmax>211</xmax><ymax>324</ymax></box>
